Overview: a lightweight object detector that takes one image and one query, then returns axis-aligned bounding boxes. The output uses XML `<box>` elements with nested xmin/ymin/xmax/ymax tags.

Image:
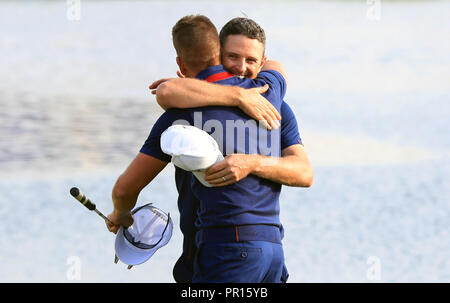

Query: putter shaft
<box><xmin>94</xmin><ymin>209</ymin><xmax>114</xmax><ymax>225</ymax></box>
<box><xmin>70</xmin><ymin>187</ymin><xmax>113</xmax><ymax>225</ymax></box>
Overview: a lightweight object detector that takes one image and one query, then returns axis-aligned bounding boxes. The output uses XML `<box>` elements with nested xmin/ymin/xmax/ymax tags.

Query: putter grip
<box><xmin>70</xmin><ymin>187</ymin><xmax>96</xmax><ymax>211</ymax></box>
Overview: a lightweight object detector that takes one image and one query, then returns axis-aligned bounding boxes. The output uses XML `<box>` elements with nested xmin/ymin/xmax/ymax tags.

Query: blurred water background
<box><xmin>0</xmin><ymin>0</ymin><xmax>449</xmax><ymax>282</ymax></box>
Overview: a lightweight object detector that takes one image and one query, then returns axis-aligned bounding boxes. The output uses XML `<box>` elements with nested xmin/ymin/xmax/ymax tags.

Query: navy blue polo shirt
<box><xmin>140</xmin><ymin>65</ymin><xmax>298</xmax><ymax>231</ymax></box>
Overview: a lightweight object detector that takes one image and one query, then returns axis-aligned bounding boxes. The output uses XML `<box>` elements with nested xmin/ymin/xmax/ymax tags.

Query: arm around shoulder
<box><xmin>154</xmin><ymin>78</ymin><xmax>241</xmax><ymax>110</ymax></box>
<box><xmin>262</xmin><ymin>60</ymin><xmax>288</xmax><ymax>86</ymax></box>
<box><xmin>154</xmin><ymin>78</ymin><xmax>183</xmax><ymax>110</ymax></box>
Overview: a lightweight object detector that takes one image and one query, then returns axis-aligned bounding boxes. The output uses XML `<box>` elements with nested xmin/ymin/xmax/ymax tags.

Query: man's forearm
<box><xmin>156</xmin><ymin>78</ymin><xmax>241</xmax><ymax>109</ymax></box>
<box><xmin>110</xmin><ymin>153</ymin><xmax>168</xmax><ymax>216</ymax></box>
<box><xmin>251</xmin><ymin>154</ymin><xmax>313</xmax><ymax>187</ymax></box>
<box><xmin>111</xmin><ymin>181</ymin><xmax>139</xmax><ymax>216</ymax></box>
<box><xmin>204</xmin><ymin>144</ymin><xmax>313</xmax><ymax>187</ymax></box>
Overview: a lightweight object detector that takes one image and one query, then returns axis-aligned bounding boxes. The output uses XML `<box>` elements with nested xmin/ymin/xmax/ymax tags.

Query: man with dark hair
<box><xmin>219</xmin><ymin>17</ymin><xmax>268</xmax><ymax>79</ymax></box>
<box><xmin>151</xmin><ymin>17</ymin><xmax>312</xmax><ymax>282</ymax></box>
<box><xmin>219</xmin><ymin>17</ymin><xmax>266</xmax><ymax>47</ymax></box>
<box><xmin>107</xmin><ymin>14</ymin><xmax>302</xmax><ymax>283</ymax></box>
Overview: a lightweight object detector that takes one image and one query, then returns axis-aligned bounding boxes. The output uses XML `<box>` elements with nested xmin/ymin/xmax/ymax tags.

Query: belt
<box><xmin>196</xmin><ymin>224</ymin><xmax>282</xmax><ymax>246</ymax></box>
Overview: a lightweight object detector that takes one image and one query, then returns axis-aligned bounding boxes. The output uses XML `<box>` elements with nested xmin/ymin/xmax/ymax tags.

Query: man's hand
<box><xmin>149</xmin><ymin>78</ymin><xmax>173</xmax><ymax>95</ymax></box>
<box><xmin>149</xmin><ymin>70</ymin><xmax>186</xmax><ymax>95</ymax></box>
<box><xmin>204</xmin><ymin>154</ymin><xmax>258</xmax><ymax>186</ymax></box>
<box><xmin>106</xmin><ymin>210</ymin><xmax>134</xmax><ymax>234</ymax></box>
<box><xmin>237</xmin><ymin>84</ymin><xmax>281</xmax><ymax>130</ymax></box>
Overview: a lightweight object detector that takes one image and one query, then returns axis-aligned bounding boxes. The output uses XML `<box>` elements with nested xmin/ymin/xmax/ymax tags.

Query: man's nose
<box><xmin>235</xmin><ymin>59</ymin><xmax>246</xmax><ymax>74</ymax></box>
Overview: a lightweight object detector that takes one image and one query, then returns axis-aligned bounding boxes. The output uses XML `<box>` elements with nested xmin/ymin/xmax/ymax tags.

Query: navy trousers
<box><xmin>192</xmin><ymin>240</ymin><xmax>285</xmax><ymax>283</ymax></box>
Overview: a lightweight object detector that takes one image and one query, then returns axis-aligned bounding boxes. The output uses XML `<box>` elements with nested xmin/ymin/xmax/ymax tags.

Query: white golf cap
<box><xmin>161</xmin><ymin>125</ymin><xmax>224</xmax><ymax>187</ymax></box>
<box><xmin>115</xmin><ymin>203</ymin><xmax>173</xmax><ymax>266</ymax></box>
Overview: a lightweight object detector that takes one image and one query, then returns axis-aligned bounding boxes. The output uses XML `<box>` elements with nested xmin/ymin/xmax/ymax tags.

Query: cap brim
<box><xmin>115</xmin><ymin>226</ymin><xmax>158</xmax><ymax>265</ymax></box>
<box><xmin>191</xmin><ymin>153</ymin><xmax>224</xmax><ymax>187</ymax></box>
<box><xmin>192</xmin><ymin>171</ymin><xmax>213</xmax><ymax>187</ymax></box>
<box><xmin>115</xmin><ymin>222</ymin><xmax>173</xmax><ymax>266</ymax></box>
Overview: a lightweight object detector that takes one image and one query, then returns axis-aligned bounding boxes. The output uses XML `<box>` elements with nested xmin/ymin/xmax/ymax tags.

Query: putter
<box><xmin>69</xmin><ymin>187</ymin><xmax>113</xmax><ymax>225</ymax></box>
<box><xmin>70</xmin><ymin>187</ymin><xmax>133</xmax><ymax>269</ymax></box>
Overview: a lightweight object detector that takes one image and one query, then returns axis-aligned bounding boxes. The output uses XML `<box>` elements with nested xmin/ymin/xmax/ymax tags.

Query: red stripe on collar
<box><xmin>205</xmin><ymin>71</ymin><xmax>235</xmax><ymax>83</ymax></box>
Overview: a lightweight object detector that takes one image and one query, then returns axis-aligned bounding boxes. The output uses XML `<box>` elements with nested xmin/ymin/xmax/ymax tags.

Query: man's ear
<box><xmin>176</xmin><ymin>57</ymin><xmax>187</xmax><ymax>76</ymax></box>
<box><xmin>259</xmin><ymin>55</ymin><xmax>268</xmax><ymax>71</ymax></box>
